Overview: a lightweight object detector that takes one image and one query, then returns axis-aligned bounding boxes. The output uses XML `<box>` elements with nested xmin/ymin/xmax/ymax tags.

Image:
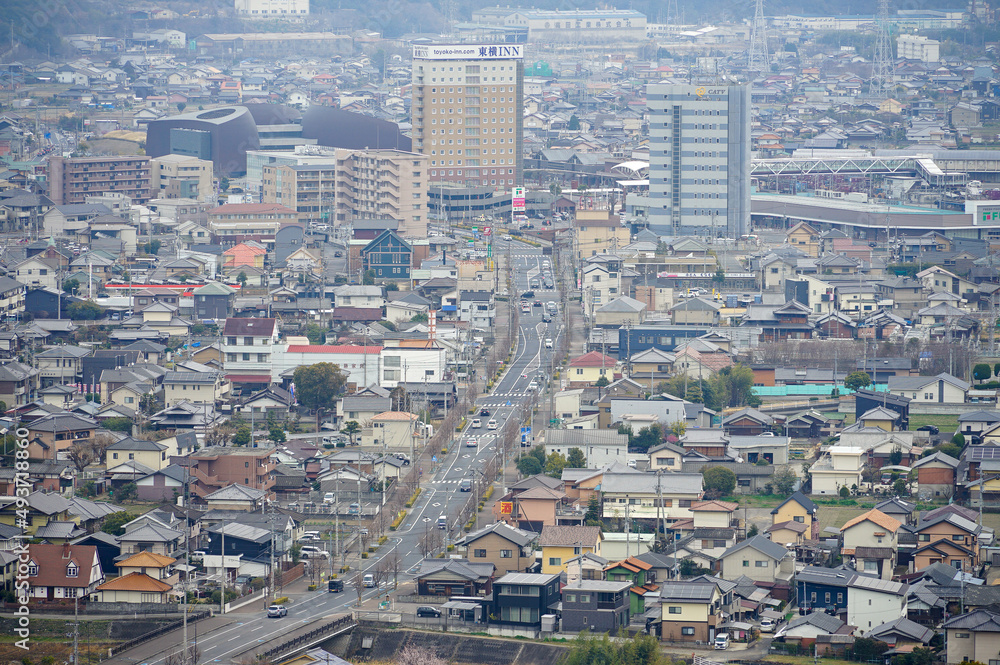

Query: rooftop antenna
<box><xmin>747</xmin><ymin>0</ymin><xmax>770</xmax><ymax>76</ymax></box>
<box><xmin>869</xmin><ymin>0</ymin><xmax>893</xmax><ymax>100</ymax></box>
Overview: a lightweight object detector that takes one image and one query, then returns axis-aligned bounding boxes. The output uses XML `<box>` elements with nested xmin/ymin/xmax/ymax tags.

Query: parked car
<box><xmin>917</xmin><ymin>425</ymin><xmax>940</xmax><ymax>435</ymax></box>
<box><xmin>323</xmin><ymin>492</ymin><xmax>335</xmax><ymax>504</ymax></box>
<box><xmin>267</xmin><ymin>605</ymin><xmax>287</xmax><ymax>618</ymax></box>
<box><xmin>714</xmin><ymin>634</ymin><xmax>729</xmax><ymax>650</ymax></box>
<box><xmin>299</xmin><ymin>546</ymin><xmax>329</xmax><ymax>559</ymax></box>
<box><xmin>760</xmin><ymin>618</ymin><xmax>776</xmax><ymax>632</ymax></box>
<box><xmin>416</xmin><ymin>606</ymin><xmax>442</xmax><ymax>618</ymax></box>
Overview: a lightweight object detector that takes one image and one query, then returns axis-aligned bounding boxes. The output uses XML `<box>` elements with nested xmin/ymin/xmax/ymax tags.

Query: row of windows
<box><xmin>473</xmin><ymin>548</ymin><xmax>514</xmax><ymax>558</ymax></box>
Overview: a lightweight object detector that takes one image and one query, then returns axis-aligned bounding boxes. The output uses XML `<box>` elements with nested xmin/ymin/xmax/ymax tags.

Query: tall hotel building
<box><xmin>646</xmin><ymin>84</ymin><xmax>751</xmax><ymax>237</ymax></box>
<box><xmin>411</xmin><ymin>44</ymin><xmax>524</xmax><ymax>189</ymax></box>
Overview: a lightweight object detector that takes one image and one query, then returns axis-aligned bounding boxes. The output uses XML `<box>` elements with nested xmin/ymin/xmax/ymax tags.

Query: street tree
<box><xmin>341</xmin><ymin>421</ymin><xmax>361</xmax><ymax>445</ymax></box>
<box><xmin>702</xmin><ymin>466</ymin><xmax>736</xmax><ymax>498</ymax></box>
<box><xmin>566</xmin><ymin>447</ymin><xmax>586</xmax><ymax>468</ymax></box>
<box><xmin>844</xmin><ymin>371</ymin><xmax>872</xmax><ymax>392</ymax></box>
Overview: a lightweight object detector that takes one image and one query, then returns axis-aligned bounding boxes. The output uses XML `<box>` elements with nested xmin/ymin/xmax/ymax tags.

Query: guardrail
<box><xmin>104</xmin><ymin>610</ymin><xmax>212</xmax><ymax>659</ymax></box>
<box><xmin>254</xmin><ymin>615</ymin><xmax>356</xmax><ymax>662</ymax></box>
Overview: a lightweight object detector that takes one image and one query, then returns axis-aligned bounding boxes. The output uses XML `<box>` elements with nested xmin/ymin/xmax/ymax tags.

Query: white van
<box><xmin>438</xmin><ymin>514</ymin><xmax>447</xmax><ymax>529</ymax></box>
<box><xmin>363</xmin><ymin>573</ymin><xmax>375</xmax><ymax>588</ymax></box>
<box><xmin>714</xmin><ymin>634</ymin><xmax>730</xmax><ymax>650</ymax></box>
<box><xmin>544</xmin><ymin>338</ymin><xmax>552</xmax><ymax>348</ymax></box>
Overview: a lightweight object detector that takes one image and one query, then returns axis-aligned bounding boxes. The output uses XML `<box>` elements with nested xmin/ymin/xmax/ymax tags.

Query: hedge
<box><xmin>405</xmin><ymin>488</ymin><xmax>422</xmax><ymax>508</ymax></box>
<box><xmin>483</xmin><ymin>485</ymin><xmax>494</xmax><ymax>501</ymax></box>
<box><xmin>274</xmin><ymin>596</ymin><xmax>289</xmax><ymax>604</ymax></box>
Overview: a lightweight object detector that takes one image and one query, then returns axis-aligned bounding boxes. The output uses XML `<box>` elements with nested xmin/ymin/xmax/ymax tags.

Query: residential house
<box><xmin>795</xmin><ymin>565</ymin><xmax>854</xmax><ymax>615</ymax></box>
<box><xmin>26</xmin><ymin>413</ymin><xmax>98</xmax><ymax>462</ymax></box>
<box><xmin>566</xmin><ymin>351</ymin><xmax>618</xmax><ymax>387</ymax></box>
<box><xmin>491</xmin><ymin>572</ymin><xmax>561</xmax><ymax>629</ymax></box>
<box><xmin>888</xmin><ymin>373</ymin><xmax>969</xmax><ymax>404</ymax></box>
<box><xmin>719</xmin><ymin>535</ymin><xmax>794</xmax><ymax>585</ymax></box>
<box><xmin>361</xmin><ymin>229</ymin><xmax>412</xmax><ymax>281</ymax></box>
<box><xmin>457</xmin><ymin>521</ymin><xmax>537</xmax><ymax>576</ymax></box>
<box><xmin>414</xmin><ymin>557</ymin><xmax>495</xmax><ymax>597</ymax></box>
<box><xmin>561</xmin><ymin>579</ymin><xmax>632</xmax><ymax>633</ymax></box>
<box><xmin>539</xmin><ymin>525</ymin><xmax>602</xmax><ymax>575</ymax></box>
<box><xmin>911</xmin><ymin>452</ymin><xmax>960</xmax><ymax>501</ymax></box>
<box><xmin>658</xmin><ymin>581</ymin><xmax>723</xmax><ymax>643</ymax></box>
<box><xmin>107</xmin><ymin>438</ymin><xmax>169</xmax><ymax>472</ymax></box>
<box><xmin>23</xmin><ymin>543</ymin><xmax>104</xmax><ymax>602</ymax></box>
<box><xmin>809</xmin><ymin>446</ymin><xmax>864</xmax><ymax>496</ymax></box>
<box><xmin>848</xmin><ymin>575</ymin><xmax>908</xmax><ymax>634</ymax></box>
<box><xmin>183</xmin><ymin>445</ymin><xmax>276</xmax><ymax>498</ymax></box>
<box><xmin>943</xmin><ymin>609</ymin><xmax>1000</xmax><ymax>664</ymax></box>
<box><xmin>604</xmin><ymin>555</ymin><xmax>658</xmax><ymax>615</ymax></box>
<box><xmin>912</xmin><ymin>512</ymin><xmax>981</xmax><ymax>572</ymax></box>
<box><xmin>840</xmin><ymin>509</ymin><xmax>901</xmax><ymax>580</ymax></box>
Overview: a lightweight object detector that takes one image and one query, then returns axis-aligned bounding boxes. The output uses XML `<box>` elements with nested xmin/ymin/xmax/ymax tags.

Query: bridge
<box><xmin>750</xmin><ymin>153</ymin><xmax>967</xmax><ymax>187</ymax></box>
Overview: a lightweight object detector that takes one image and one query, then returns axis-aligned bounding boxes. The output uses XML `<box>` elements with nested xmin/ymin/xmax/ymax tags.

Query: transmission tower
<box><xmin>869</xmin><ymin>0</ymin><xmax>893</xmax><ymax>99</ymax></box>
<box><xmin>747</xmin><ymin>0</ymin><xmax>770</xmax><ymax>75</ymax></box>
<box><xmin>666</xmin><ymin>0</ymin><xmax>679</xmax><ymax>26</ymax></box>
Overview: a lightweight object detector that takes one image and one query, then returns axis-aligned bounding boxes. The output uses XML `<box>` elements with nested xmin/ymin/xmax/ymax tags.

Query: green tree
<box><xmin>62</xmin><ymin>278</ymin><xmax>80</xmax><ymax>294</ymax></box>
<box><xmin>712</xmin><ymin>364</ymin><xmax>760</xmax><ymax>408</ymax></box>
<box><xmin>362</xmin><ymin>269</ymin><xmax>376</xmax><ymax>285</ymax></box>
<box><xmin>101</xmin><ymin>511</ymin><xmax>138</xmax><ymax>536</ymax></box>
<box><xmin>772</xmin><ymin>467</ymin><xmax>798</xmax><ymax>495</ymax></box>
<box><xmin>850</xmin><ymin>637</ymin><xmax>889</xmax><ymax>662</ymax></box>
<box><xmin>516</xmin><ymin>455</ymin><xmax>543</xmax><ymax>476</ymax></box>
<box><xmin>410</xmin><ymin>312</ymin><xmax>428</xmax><ymax>323</ymax></box>
<box><xmin>341</xmin><ymin>420</ymin><xmax>361</xmax><ymax>445</ymax></box>
<box><xmin>595</xmin><ymin>375</ymin><xmax>609</xmax><ymax>387</ymax></box>
<box><xmin>839</xmin><ymin>485</ymin><xmax>851</xmax><ymax>498</ymax></box>
<box><xmin>974</xmin><ymin>363</ymin><xmax>992</xmax><ymax>382</ymax></box>
<box><xmin>545</xmin><ymin>451</ymin><xmax>568</xmax><ymax>477</ymax></box>
<box><xmin>220</xmin><ymin>176</ymin><xmax>230</xmax><ymax>192</ymax></box>
<box><xmin>995</xmin><ymin>363</ymin><xmax>1000</xmax><ymax>378</ymax></box>
<box><xmin>844</xmin><ymin>371</ymin><xmax>872</xmax><ymax>392</ymax></box>
<box><xmin>102</xmin><ymin>417</ymin><xmax>133</xmax><ymax>433</ymax></box>
<box><xmin>268</xmin><ymin>427</ymin><xmax>286</xmax><ymax>444</ymax></box>
<box><xmin>385</xmin><ymin>282</ymin><xmax>399</xmax><ymax>291</ymax></box>
<box><xmin>143</xmin><ymin>239</ymin><xmax>162</xmax><ymax>255</ymax></box>
<box><xmin>952</xmin><ymin>433</ymin><xmax>966</xmax><ymax>447</ymax></box>
<box><xmin>568</xmin><ymin>114</ymin><xmax>580</xmax><ymax>131</ymax></box>
<box><xmin>293</xmin><ymin>363</ymin><xmax>348</xmax><ymax>414</ymax></box>
<box><xmin>563</xmin><ymin>630</ymin><xmax>665</xmax><ymax>665</ymax></box>
<box><xmin>889</xmin><ymin>445</ymin><xmax>903</xmax><ymax>466</ymax></box>
<box><xmin>747</xmin><ymin>523</ymin><xmax>759</xmax><ymax>537</ymax></box>
<box><xmin>566</xmin><ymin>448</ymin><xmax>586</xmax><ymax>468</ymax></box>
<box><xmin>702</xmin><ymin>466</ymin><xmax>736</xmax><ymax>498</ymax></box>
<box><xmin>893</xmin><ymin>477</ymin><xmax>909</xmax><ymax>497</ymax></box>
<box><xmin>303</xmin><ymin>323</ymin><xmax>326</xmax><ymax>345</ymax></box>
<box><xmin>528</xmin><ymin>445</ymin><xmax>547</xmax><ymax>466</ymax></box>
<box><xmin>66</xmin><ymin>301</ymin><xmax>104</xmax><ymax>320</ymax></box>
<box><xmin>584</xmin><ymin>494</ymin><xmax>601</xmax><ymax>526</ymax></box>
<box><xmin>232</xmin><ymin>425</ymin><xmax>252</xmax><ymax>446</ymax></box>
<box><xmin>116</xmin><ymin>482</ymin><xmax>137</xmax><ymax>502</ymax></box>
<box><xmin>237</xmin><ymin>271</ymin><xmax>248</xmax><ymax>289</ymax></box>
<box><xmin>630</xmin><ymin>423</ymin><xmax>664</xmax><ymax>452</ymax></box>
<box><xmin>378</xmin><ymin>320</ymin><xmax>397</xmax><ymax>332</ymax></box>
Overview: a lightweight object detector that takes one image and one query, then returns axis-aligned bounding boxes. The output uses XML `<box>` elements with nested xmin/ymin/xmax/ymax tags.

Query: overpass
<box><xmin>751</xmin><ymin>153</ymin><xmax>967</xmax><ymax>187</ymax></box>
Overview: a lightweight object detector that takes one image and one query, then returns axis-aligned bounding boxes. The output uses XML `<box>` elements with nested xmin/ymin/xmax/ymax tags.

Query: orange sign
<box><xmin>499</xmin><ymin>501</ymin><xmax>513</xmax><ymax>515</ymax></box>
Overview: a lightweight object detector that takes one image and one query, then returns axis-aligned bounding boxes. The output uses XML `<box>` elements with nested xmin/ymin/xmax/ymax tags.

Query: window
<box><xmin>66</xmin><ymin>564</ymin><xmax>78</xmax><ymax>578</ymax></box>
<box><xmin>681</xmin><ymin>627</ymin><xmax>695</xmax><ymax>636</ymax></box>
<box><xmin>474</xmin><ymin>549</ymin><xmax>487</xmax><ymax>558</ymax></box>
<box><xmin>548</xmin><ymin>558</ymin><xmax>561</xmax><ymax>567</ymax></box>
<box><xmin>793</xmin><ymin>516</ymin><xmax>804</xmax><ymax>523</ymax></box>
<box><xmin>864</xmin><ymin>560</ymin><xmax>877</xmax><ymax>571</ymax></box>
<box><xmin>668</xmin><ymin>606</ymin><xmax>682</xmax><ymax>614</ymax></box>
<box><xmin>742</xmin><ymin>560</ymin><xmax>749</xmax><ymax>567</ymax></box>
<box><xmin>956</xmin><ymin>633</ymin><xmax>970</xmax><ymax>638</ymax></box>
<box><xmin>500</xmin><ymin>550</ymin><xmax>512</xmax><ymax>558</ymax></box>
<box><xmin>755</xmin><ymin>561</ymin><xmax>768</xmax><ymax>567</ymax></box>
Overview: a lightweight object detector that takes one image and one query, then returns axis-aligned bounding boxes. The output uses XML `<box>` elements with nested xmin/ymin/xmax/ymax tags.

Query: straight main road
<box><xmin>109</xmin><ymin>240</ymin><xmax>562</xmax><ymax>665</ymax></box>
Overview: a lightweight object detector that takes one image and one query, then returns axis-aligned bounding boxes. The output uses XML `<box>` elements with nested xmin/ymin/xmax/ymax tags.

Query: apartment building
<box><xmin>184</xmin><ymin>446</ymin><xmax>276</xmax><ymax>498</ymax></box>
<box><xmin>150</xmin><ymin>154</ymin><xmax>214</xmax><ymax>201</ymax></box>
<box><xmin>646</xmin><ymin>83</ymin><xmax>751</xmax><ymax>237</ymax></box>
<box><xmin>47</xmin><ymin>155</ymin><xmax>152</xmax><ymax>205</ymax></box>
<box><xmin>411</xmin><ymin>44</ymin><xmax>524</xmax><ymax>189</ymax></box>
<box><xmin>221</xmin><ymin>317</ymin><xmax>279</xmax><ymax>382</ymax></box>
<box><xmin>897</xmin><ymin>34</ymin><xmax>940</xmax><ymax>63</ymax></box>
<box><xmin>207</xmin><ymin>202</ymin><xmax>299</xmax><ymax>245</ymax></box>
<box><xmin>234</xmin><ymin>0</ymin><xmax>309</xmax><ymax>17</ymax></box>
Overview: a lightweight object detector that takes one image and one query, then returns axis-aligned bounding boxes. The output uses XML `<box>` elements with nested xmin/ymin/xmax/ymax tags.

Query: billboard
<box><xmin>413</xmin><ymin>44</ymin><xmax>524</xmax><ymax>60</ymax></box>
<box><xmin>499</xmin><ymin>501</ymin><xmax>514</xmax><ymax>515</ymax></box>
<box><xmin>512</xmin><ymin>187</ymin><xmax>526</xmax><ymax>212</ymax></box>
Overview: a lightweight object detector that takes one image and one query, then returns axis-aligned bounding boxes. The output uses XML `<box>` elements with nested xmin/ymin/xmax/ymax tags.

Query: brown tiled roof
<box><xmin>117</xmin><ymin>551</ymin><xmax>175</xmax><ymax>569</ymax></box>
<box><xmin>97</xmin><ymin>571</ymin><xmax>172</xmax><ymax>592</ymax></box>
<box><xmin>28</xmin><ymin>543</ymin><xmax>99</xmax><ymax>588</ymax></box>
<box><xmin>767</xmin><ymin>520</ymin><xmax>808</xmax><ymax>534</ymax></box>
<box><xmin>691</xmin><ymin>500</ymin><xmax>739</xmax><ymax>512</ymax></box>
<box><xmin>841</xmin><ymin>508</ymin><xmax>902</xmax><ymax>533</ymax></box>
<box><xmin>539</xmin><ymin>525</ymin><xmax>601</xmax><ymax>547</ymax></box>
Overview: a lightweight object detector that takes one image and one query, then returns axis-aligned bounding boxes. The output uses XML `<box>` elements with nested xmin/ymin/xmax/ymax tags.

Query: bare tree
<box><xmin>396</xmin><ymin>644</ymin><xmax>448</xmax><ymax>665</ymax></box>
<box><xmin>163</xmin><ymin>644</ymin><xmax>201</xmax><ymax>665</ymax></box>
<box><xmin>384</xmin><ymin>549</ymin><xmax>401</xmax><ymax>590</ymax></box>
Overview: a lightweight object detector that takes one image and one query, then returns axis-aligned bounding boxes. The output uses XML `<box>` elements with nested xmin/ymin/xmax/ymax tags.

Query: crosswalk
<box><xmin>428</xmin><ymin>479</ymin><xmax>472</xmax><ymax>486</ymax></box>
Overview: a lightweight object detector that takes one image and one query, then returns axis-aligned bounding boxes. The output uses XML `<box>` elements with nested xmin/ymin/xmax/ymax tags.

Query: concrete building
<box><xmin>503</xmin><ymin>9</ymin><xmax>646</xmax><ymax>43</ymax></box>
<box><xmin>897</xmin><ymin>34</ymin><xmax>940</xmax><ymax>63</ymax></box>
<box><xmin>411</xmin><ymin>43</ymin><xmax>524</xmax><ymax>189</ymax></box>
<box><xmin>222</xmin><ymin>317</ymin><xmax>279</xmax><ymax>381</ymax></box>
<box><xmin>150</xmin><ymin>154</ymin><xmax>214</xmax><ymax>202</ymax></box>
<box><xmin>47</xmin><ymin>156</ymin><xmax>151</xmax><ymax>205</ymax></box>
<box><xmin>234</xmin><ymin>0</ymin><xmax>309</xmax><ymax>17</ymax></box>
<box><xmin>184</xmin><ymin>446</ymin><xmax>277</xmax><ymax>498</ymax></box>
<box><xmin>647</xmin><ymin>84</ymin><xmax>751</xmax><ymax>237</ymax></box>
<box><xmin>207</xmin><ymin>202</ymin><xmax>300</xmax><ymax>246</ymax></box>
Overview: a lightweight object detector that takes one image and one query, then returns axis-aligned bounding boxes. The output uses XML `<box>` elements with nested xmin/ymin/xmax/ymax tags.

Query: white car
<box><xmin>760</xmin><ymin>618</ymin><xmax>776</xmax><ymax>632</ymax></box>
<box><xmin>471</xmin><ymin>418</ymin><xmax>482</xmax><ymax>428</ymax></box>
<box><xmin>527</xmin><ymin>381</ymin><xmax>538</xmax><ymax>391</ymax></box>
<box><xmin>466</xmin><ymin>438</ymin><xmax>478</xmax><ymax>447</ymax></box>
<box><xmin>487</xmin><ymin>419</ymin><xmax>498</xmax><ymax>430</ymax></box>
<box><xmin>299</xmin><ymin>546</ymin><xmax>329</xmax><ymax>559</ymax></box>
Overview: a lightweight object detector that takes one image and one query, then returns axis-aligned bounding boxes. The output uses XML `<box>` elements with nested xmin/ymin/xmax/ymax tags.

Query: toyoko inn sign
<box><xmin>413</xmin><ymin>44</ymin><xmax>524</xmax><ymax>60</ymax></box>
